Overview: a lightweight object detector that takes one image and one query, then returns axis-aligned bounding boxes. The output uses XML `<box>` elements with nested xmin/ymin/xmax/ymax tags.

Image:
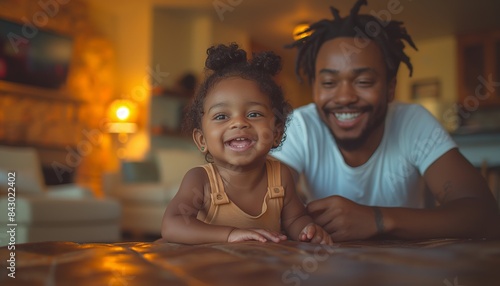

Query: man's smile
<box><xmin>334</xmin><ymin>112</ymin><xmax>362</xmax><ymax>122</ymax></box>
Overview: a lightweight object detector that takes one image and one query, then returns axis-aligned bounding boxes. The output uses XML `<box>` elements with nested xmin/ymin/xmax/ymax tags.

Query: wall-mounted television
<box><xmin>0</xmin><ymin>18</ymin><xmax>73</xmax><ymax>90</ymax></box>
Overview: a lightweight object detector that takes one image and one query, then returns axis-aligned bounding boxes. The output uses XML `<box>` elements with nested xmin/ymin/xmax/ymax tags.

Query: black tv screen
<box><xmin>0</xmin><ymin>18</ymin><xmax>73</xmax><ymax>89</ymax></box>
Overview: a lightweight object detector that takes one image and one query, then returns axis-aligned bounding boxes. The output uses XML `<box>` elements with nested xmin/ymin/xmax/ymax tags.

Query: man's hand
<box><xmin>307</xmin><ymin>196</ymin><xmax>382</xmax><ymax>242</ymax></box>
<box><xmin>299</xmin><ymin>223</ymin><xmax>334</xmax><ymax>245</ymax></box>
<box><xmin>227</xmin><ymin>228</ymin><xmax>288</xmax><ymax>243</ymax></box>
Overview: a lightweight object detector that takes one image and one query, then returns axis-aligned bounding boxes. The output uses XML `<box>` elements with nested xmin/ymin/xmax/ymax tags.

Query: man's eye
<box><xmin>321</xmin><ymin>81</ymin><xmax>336</xmax><ymax>88</ymax></box>
<box><xmin>357</xmin><ymin>79</ymin><xmax>374</xmax><ymax>86</ymax></box>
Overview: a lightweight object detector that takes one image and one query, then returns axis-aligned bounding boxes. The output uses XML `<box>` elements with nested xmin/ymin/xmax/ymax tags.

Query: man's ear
<box><xmin>387</xmin><ymin>78</ymin><xmax>397</xmax><ymax>103</ymax></box>
<box><xmin>192</xmin><ymin>128</ymin><xmax>207</xmax><ymax>153</ymax></box>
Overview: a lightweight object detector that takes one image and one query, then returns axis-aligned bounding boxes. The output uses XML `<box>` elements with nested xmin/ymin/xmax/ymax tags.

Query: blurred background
<box><xmin>1</xmin><ymin>0</ymin><xmax>499</xmax><ymax>242</ymax></box>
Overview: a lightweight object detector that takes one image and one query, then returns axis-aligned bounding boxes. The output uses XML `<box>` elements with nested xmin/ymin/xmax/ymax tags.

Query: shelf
<box><xmin>0</xmin><ymin>140</ymin><xmax>72</xmax><ymax>151</ymax></box>
<box><xmin>457</xmin><ymin>30</ymin><xmax>500</xmax><ymax>107</ymax></box>
<box><xmin>0</xmin><ymin>80</ymin><xmax>85</xmax><ymax>104</ymax></box>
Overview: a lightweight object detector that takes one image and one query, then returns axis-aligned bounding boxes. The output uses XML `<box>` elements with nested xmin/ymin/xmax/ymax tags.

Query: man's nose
<box><xmin>333</xmin><ymin>82</ymin><xmax>358</xmax><ymax>105</ymax></box>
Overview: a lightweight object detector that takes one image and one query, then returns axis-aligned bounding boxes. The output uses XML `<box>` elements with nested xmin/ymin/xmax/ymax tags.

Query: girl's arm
<box><xmin>161</xmin><ymin>167</ymin><xmax>234</xmax><ymax>244</ymax></box>
<box><xmin>280</xmin><ymin>164</ymin><xmax>332</xmax><ymax>244</ymax></box>
<box><xmin>161</xmin><ymin>167</ymin><xmax>286</xmax><ymax>244</ymax></box>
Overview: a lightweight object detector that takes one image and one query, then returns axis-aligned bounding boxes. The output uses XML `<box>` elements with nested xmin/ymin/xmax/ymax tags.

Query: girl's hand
<box><xmin>299</xmin><ymin>223</ymin><xmax>334</xmax><ymax>245</ymax></box>
<box><xmin>227</xmin><ymin>228</ymin><xmax>288</xmax><ymax>243</ymax></box>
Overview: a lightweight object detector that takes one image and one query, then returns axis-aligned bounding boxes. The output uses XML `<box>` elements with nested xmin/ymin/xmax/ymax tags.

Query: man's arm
<box><xmin>307</xmin><ymin>149</ymin><xmax>500</xmax><ymax>241</ymax></box>
<box><xmin>381</xmin><ymin>148</ymin><xmax>500</xmax><ymax>239</ymax></box>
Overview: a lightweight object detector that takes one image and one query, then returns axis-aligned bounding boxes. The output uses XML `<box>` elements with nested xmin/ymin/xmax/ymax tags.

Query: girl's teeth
<box><xmin>335</xmin><ymin>112</ymin><xmax>361</xmax><ymax>121</ymax></box>
<box><xmin>229</xmin><ymin>138</ymin><xmax>251</xmax><ymax>149</ymax></box>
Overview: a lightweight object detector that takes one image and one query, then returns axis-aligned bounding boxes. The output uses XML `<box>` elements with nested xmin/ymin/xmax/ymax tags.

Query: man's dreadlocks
<box><xmin>286</xmin><ymin>0</ymin><xmax>417</xmax><ymax>84</ymax></box>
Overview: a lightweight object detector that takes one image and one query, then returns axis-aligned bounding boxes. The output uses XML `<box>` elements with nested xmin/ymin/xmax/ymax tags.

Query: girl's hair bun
<box><xmin>250</xmin><ymin>51</ymin><xmax>282</xmax><ymax>76</ymax></box>
<box><xmin>205</xmin><ymin>43</ymin><xmax>247</xmax><ymax>71</ymax></box>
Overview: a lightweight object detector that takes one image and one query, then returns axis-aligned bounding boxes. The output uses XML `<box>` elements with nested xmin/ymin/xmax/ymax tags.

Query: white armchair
<box><xmin>104</xmin><ymin>148</ymin><xmax>205</xmax><ymax>237</ymax></box>
<box><xmin>0</xmin><ymin>146</ymin><xmax>121</xmax><ymax>246</ymax></box>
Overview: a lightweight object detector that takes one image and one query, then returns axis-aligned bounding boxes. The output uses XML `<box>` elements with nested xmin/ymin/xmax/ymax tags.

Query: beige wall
<box><xmin>88</xmin><ymin>0</ymin><xmax>152</xmax><ymax>96</ymax></box>
<box><xmin>212</xmin><ymin>20</ymin><xmax>250</xmax><ymax>53</ymax></box>
<box><xmin>88</xmin><ymin>0</ymin><xmax>152</xmax><ymax>160</ymax></box>
<box><xmin>152</xmin><ymin>8</ymin><xmax>251</xmax><ymax>87</ymax></box>
<box><xmin>152</xmin><ymin>8</ymin><xmax>201</xmax><ymax>88</ymax></box>
<box><xmin>395</xmin><ymin>36</ymin><xmax>457</xmax><ymax>127</ymax></box>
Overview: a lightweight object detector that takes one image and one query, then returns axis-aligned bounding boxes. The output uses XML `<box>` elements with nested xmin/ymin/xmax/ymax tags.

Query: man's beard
<box><xmin>331</xmin><ymin>107</ymin><xmax>388</xmax><ymax>152</ymax></box>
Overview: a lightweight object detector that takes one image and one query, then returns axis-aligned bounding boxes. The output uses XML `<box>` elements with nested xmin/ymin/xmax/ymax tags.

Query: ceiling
<box><xmin>154</xmin><ymin>0</ymin><xmax>500</xmax><ymax>53</ymax></box>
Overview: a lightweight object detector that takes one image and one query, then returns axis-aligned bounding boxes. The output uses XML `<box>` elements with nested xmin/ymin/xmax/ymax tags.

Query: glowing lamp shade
<box><xmin>293</xmin><ymin>23</ymin><xmax>312</xmax><ymax>41</ymax></box>
<box><xmin>108</xmin><ymin>99</ymin><xmax>137</xmax><ymax>122</ymax></box>
<box><xmin>107</xmin><ymin>99</ymin><xmax>138</xmax><ymax>134</ymax></box>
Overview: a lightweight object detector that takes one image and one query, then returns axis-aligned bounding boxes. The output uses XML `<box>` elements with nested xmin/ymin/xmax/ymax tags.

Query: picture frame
<box><xmin>411</xmin><ymin>79</ymin><xmax>440</xmax><ymax>99</ymax></box>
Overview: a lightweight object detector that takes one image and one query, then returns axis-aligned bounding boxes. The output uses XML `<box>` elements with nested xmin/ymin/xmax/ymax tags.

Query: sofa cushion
<box><xmin>0</xmin><ymin>146</ymin><xmax>46</xmax><ymax>194</ymax></box>
<box><xmin>0</xmin><ymin>196</ymin><xmax>121</xmax><ymax>224</ymax></box>
<box><xmin>46</xmin><ymin>184</ymin><xmax>94</xmax><ymax>199</ymax></box>
<box><xmin>111</xmin><ymin>182</ymin><xmax>180</xmax><ymax>204</ymax></box>
<box><xmin>121</xmin><ymin>161</ymin><xmax>159</xmax><ymax>183</ymax></box>
<box><xmin>0</xmin><ymin>223</ymin><xmax>121</xmax><ymax>245</ymax></box>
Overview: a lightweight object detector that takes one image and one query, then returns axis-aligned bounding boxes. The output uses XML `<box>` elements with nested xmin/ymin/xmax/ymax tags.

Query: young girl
<box><xmin>161</xmin><ymin>43</ymin><xmax>332</xmax><ymax>245</ymax></box>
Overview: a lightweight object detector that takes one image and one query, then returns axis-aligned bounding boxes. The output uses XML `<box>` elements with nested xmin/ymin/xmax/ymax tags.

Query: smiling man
<box><xmin>271</xmin><ymin>0</ymin><xmax>500</xmax><ymax>241</ymax></box>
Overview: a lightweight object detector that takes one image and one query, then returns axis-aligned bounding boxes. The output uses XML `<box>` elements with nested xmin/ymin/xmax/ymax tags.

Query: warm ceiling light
<box><xmin>293</xmin><ymin>23</ymin><xmax>311</xmax><ymax>41</ymax></box>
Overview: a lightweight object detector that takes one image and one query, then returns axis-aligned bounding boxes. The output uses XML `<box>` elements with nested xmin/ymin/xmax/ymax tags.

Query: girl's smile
<box><xmin>224</xmin><ymin>136</ymin><xmax>256</xmax><ymax>152</ymax></box>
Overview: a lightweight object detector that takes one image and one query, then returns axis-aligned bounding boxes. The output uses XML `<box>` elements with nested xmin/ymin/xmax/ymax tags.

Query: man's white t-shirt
<box><xmin>271</xmin><ymin>102</ymin><xmax>457</xmax><ymax>208</ymax></box>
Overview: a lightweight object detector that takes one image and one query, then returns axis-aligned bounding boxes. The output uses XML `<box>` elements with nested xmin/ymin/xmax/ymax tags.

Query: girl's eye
<box><xmin>214</xmin><ymin>114</ymin><xmax>227</xmax><ymax>120</ymax></box>
<box><xmin>247</xmin><ymin>112</ymin><xmax>262</xmax><ymax>118</ymax></box>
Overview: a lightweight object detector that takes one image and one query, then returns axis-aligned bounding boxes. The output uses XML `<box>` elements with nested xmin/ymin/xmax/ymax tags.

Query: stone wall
<box><xmin>0</xmin><ymin>0</ymin><xmax>117</xmax><ymax>196</ymax></box>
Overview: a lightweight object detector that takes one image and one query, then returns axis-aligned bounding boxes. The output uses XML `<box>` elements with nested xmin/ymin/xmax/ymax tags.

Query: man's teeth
<box><xmin>334</xmin><ymin>112</ymin><xmax>361</xmax><ymax>121</ymax></box>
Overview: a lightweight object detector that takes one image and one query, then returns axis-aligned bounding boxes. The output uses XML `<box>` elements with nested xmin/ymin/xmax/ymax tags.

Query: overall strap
<box><xmin>266</xmin><ymin>159</ymin><xmax>285</xmax><ymax>198</ymax></box>
<box><xmin>201</xmin><ymin>164</ymin><xmax>230</xmax><ymax>205</ymax></box>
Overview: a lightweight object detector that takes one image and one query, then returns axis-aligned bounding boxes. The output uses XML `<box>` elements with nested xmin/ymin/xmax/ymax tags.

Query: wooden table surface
<box><xmin>1</xmin><ymin>238</ymin><xmax>499</xmax><ymax>286</ymax></box>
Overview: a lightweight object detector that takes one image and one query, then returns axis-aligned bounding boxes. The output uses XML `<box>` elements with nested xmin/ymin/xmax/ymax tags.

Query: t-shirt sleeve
<box><xmin>401</xmin><ymin>105</ymin><xmax>458</xmax><ymax>175</ymax></box>
<box><xmin>270</xmin><ymin>110</ymin><xmax>308</xmax><ymax>174</ymax></box>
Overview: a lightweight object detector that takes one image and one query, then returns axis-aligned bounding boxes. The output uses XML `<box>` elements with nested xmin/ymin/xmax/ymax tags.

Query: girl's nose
<box><xmin>230</xmin><ymin>115</ymin><xmax>249</xmax><ymax>129</ymax></box>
